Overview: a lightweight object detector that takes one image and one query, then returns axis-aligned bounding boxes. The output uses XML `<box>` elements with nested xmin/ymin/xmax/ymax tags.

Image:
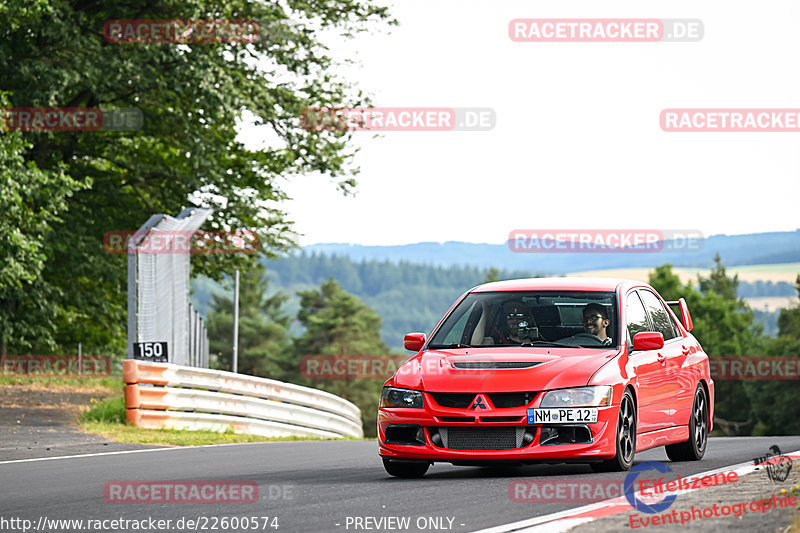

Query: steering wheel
<box><xmin>571</xmin><ymin>332</ymin><xmax>605</xmax><ymax>344</ymax></box>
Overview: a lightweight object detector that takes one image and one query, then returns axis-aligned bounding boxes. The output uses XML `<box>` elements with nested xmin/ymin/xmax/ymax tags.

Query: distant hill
<box><xmin>190</xmin><ymin>238</ymin><xmax>799</xmax><ymax>350</ymax></box>
<box><xmin>306</xmin><ymin>230</ymin><xmax>800</xmax><ymax>272</ymax></box>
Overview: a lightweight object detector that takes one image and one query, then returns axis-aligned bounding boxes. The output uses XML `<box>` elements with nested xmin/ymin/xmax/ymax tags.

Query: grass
<box><xmin>78</xmin><ymin>395</ymin><xmax>368</xmax><ymax>445</ymax></box>
<box><xmin>0</xmin><ymin>376</ymin><xmax>123</xmax><ymax>389</ymax></box>
<box><xmin>2</xmin><ymin>374</ymin><xmax>370</xmax><ymax>446</ymax></box>
<box><xmin>79</xmin><ymin>420</ymin><xmax>342</xmax><ymax>445</ymax></box>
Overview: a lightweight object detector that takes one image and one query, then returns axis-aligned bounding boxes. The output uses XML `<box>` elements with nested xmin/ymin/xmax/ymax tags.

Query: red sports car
<box><xmin>378</xmin><ymin>277</ymin><xmax>714</xmax><ymax>477</ymax></box>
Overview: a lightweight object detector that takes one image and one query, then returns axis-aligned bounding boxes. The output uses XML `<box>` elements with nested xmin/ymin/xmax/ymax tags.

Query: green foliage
<box><xmin>649</xmin><ymin>259</ymin><xmax>800</xmax><ymax>436</ymax></box>
<box><xmin>258</xmin><ymin>252</ymin><xmax>535</xmax><ymax>348</ymax></box>
<box><xmin>0</xmin><ymin>92</ymin><xmax>84</xmax><ymax>355</ymax></box>
<box><xmin>0</xmin><ymin>0</ymin><xmax>393</xmax><ymax>356</ymax></box>
<box><xmin>484</xmin><ymin>267</ymin><xmax>501</xmax><ymax>283</ymax></box>
<box><xmin>81</xmin><ymin>395</ymin><xmax>126</xmax><ymax>424</ymax></box>
<box><xmin>207</xmin><ymin>264</ymin><xmax>294</xmax><ymax>380</ymax></box>
<box><xmin>293</xmin><ymin>279</ymin><xmax>390</xmax><ymax>438</ymax></box>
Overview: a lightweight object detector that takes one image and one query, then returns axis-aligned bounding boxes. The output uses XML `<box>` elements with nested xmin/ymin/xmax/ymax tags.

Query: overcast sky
<box><xmin>244</xmin><ymin>0</ymin><xmax>800</xmax><ymax>246</ymax></box>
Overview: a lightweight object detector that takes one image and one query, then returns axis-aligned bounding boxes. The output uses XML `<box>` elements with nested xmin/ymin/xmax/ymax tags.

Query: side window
<box><xmin>443</xmin><ymin>301</ymin><xmax>477</xmax><ymax>344</ymax></box>
<box><xmin>626</xmin><ymin>292</ymin><xmax>650</xmax><ymax>342</ymax></box>
<box><xmin>639</xmin><ymin>290</ymin><xmax>678</xmax><ymax>341</ymax></box>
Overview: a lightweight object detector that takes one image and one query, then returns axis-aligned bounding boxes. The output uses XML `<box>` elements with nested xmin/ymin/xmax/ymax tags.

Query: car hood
<box><xmin>391</xmin><ymin>347</ymin><xmax>620</xmax><ymax>392</ymax></box>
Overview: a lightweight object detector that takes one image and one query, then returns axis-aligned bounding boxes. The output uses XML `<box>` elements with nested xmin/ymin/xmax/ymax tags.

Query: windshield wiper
<box><xmin>519</xmin><ymin>341</ymin><xmax>578</xmax><ymax>348</ymax></box>
<box><xmin>427</xmin><ymin>343</ymin><xmax>473</xmax><ymax>349</ymax></box>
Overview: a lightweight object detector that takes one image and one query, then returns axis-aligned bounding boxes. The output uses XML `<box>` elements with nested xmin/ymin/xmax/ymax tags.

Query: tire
<box><xmin>591</xmin><ymin>389</ymin><xmax>637</xmax><ymax>472</ymax></box>
<box><xmin>665</xmin><ymin>385</ymin><xmax>708</xmax><ymax>462</ymax></box>
<box><xmin>382</xmin><ymin>457</ymin><xmax>430</xmax><ymax>478</ymax></box>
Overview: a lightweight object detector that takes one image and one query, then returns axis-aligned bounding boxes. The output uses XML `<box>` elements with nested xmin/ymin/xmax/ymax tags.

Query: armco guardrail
<box><xmin>123</xmin><ymin>360</ymin><xmax>363</xmax><ymax>438</ymax></box>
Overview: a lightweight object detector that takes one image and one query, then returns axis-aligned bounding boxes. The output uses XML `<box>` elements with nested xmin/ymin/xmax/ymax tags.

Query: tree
<box><xmin>745</xmin><ymin>273</ymin><xmax>800</xmax><ymax>435</ymax></box>
<box><xmin>0</xmin><ymin>92</ymin><xmax>84</xmax><ymax>356</ymax></box>
<box><xmin>294</xmin><ymin>279</ymin><xmax>390</xmax><ymax>437</ymax></box>
<box><xmin>483</xmin><ymin>267</ymin><xmax>500</xmax><ymax>283</ymax></box>
<box><xmin>0</xmin><ymin>0</ymin><xmax>394</xmax><ymax>355</ymax></box>
<box><xmin>649</xmin><ymin>260</ymin><xmax>764</xmax><ymax>435</ymax></box>
<box><xmin>207</xmin><ymin>264</ymin><xmax>293</xmax><ymax>380</ymax></box>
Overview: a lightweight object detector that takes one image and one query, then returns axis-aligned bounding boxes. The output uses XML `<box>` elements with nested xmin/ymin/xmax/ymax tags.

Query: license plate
<box><xmin>527</xmin><ymin>408</ymin><xmax>598</xmax><ymax>424</ymax></box>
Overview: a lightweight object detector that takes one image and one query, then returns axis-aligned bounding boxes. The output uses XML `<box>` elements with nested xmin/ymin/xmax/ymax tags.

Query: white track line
<box><xmin>472</xmin><ymin>450</ymin><xmax>800</xmax><ymax>533</ymax></box>
<box><xmin>0</xmin><ymin>441</ymin><xmax>270</xmax><ymax>465</ymax></box>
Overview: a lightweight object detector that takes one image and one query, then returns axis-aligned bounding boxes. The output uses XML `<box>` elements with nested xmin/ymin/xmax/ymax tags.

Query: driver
<box><xmin>582</xmin><ymin>304</ymin><xmax>612</xmax><ymax>345</ymax></box>
<box><xmin>492</xmin><ymin>301</ymin><xmax>538</xmax><ymax>344</ymax></box>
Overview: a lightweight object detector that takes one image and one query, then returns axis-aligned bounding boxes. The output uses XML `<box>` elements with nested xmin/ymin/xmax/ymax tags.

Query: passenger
<box><xmin>492</xmin><ymin>301</ymin><xmax>537</xmax><ymax>344</ymax></box>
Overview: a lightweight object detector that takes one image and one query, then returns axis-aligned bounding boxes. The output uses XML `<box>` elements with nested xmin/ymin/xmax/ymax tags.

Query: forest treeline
<box><xmin>202</xmin><ymin>254</ymin><xmax>800</xmax><ymax>437</ymax></box>
<box><xmin>192</xmin><ymin>252</ymin><xmax>791</xmax><ymax>349</ymax></box>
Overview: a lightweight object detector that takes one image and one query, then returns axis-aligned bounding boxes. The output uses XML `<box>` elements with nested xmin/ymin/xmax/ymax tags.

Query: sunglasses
<box><xmin>583</xmin><ymin>314</ymin><xmax>604</xmax><ymax>322</ymax></box>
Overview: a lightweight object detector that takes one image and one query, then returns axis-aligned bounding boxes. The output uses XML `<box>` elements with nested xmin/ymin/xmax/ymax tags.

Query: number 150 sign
<box><xmin>134</xmin><ymin>341</ymin><xmax>168</xmax><ymax>362</ymax></box>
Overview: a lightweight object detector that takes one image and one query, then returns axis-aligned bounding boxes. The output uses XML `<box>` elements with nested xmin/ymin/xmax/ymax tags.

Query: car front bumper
<box><xmin>378</xmin><ymin>396</ymin><xmax>619</xmax><ymax>462</ymax></box>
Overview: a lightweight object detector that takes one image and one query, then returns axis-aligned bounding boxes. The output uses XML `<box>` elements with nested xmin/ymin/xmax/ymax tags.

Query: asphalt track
<box><xmin>2</xmin><ymin>436</ymin><xmax>799</xmax><ymax>533</ymax></box>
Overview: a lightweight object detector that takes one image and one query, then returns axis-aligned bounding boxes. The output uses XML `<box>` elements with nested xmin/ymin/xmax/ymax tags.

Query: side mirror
<box><xmin>677</xmin><ymin>298</ymin><xmax>693</xmax><ymax>331</ymax></box>
<box><xmin>404</xmin><ymin>332</ymin><xmax>426</xmax><ymax>352</ymax></box>
<box><xmin>633</xmin><ymin>331</ymin><xmax>664</xmax><ymax>351</ymax></box>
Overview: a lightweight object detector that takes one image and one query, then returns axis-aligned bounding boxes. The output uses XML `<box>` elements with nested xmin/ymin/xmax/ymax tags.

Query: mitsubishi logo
<box><xmin>469</xmin><ymin>395</ymin><xmax>488</xmax><ymax>410</ymax></box>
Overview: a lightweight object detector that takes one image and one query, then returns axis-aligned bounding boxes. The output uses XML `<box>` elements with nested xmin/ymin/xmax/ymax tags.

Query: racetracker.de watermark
<box><xmin>0</xmin><ymin>355</ymin><xmax>111</xmax><ymax>378</ymax></box>
<box><xmin>104</xmin><ymin>230</ymin><xmax>259</xmax><ymax>255</ymax></box>
<box><xmin>661</xmin><ymin>109</ymin><xmax>800</xmax><ymax>132</ymax></box>
<box><xmin>301</xmin><ymin>356</ymin><xmax>409</xmax><ymax>380</ymax></box>
<box><xmin>510</xmin><ymin>479</ymin><xmax>626</xmax><ymax>503</ymax></box>
<box><xmin>0</xmin><ymin>108</ymin><xmax>142</xmax><ymax>132</ymax></box>
<box><xmin>104</xmin><ymin>20</ymin><xmax>258</xmax><ymax>43</ymax></box>
<box><xmin>103</xmin><ymin>481</ymin><xmax>271</xmax><ymax>504</ymax></box>
<box><xmin>301</xmin><ymin>107</ymin><xmax>495</xmax><ymax>131</ymax></box>
<box><xmin>507</xmin><ymin>230</ymin><xmax>704</xmax><ymax>253</ymax></box>
<box><xmin>710</xmin><ymin>357</ymin><xmax>800</xmax><ymax>380</ymax></box>
<box><xmin>509</xmin><ymin>19</ymin><xmax>703</xmax><ymax>42</ymax></box>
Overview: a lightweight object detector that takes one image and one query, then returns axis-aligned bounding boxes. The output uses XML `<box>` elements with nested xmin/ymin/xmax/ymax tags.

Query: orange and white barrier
<box><xmin>123</xmin><ymin>360</ymin><xmax>363</xmax><ymax>438</ymax></box>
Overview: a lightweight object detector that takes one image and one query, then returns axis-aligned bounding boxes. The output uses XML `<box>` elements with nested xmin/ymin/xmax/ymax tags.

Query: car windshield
<box><xmin>428</xmin><ymin>290</ymin><xmax>619</xmax><ymax>348</ymax></box>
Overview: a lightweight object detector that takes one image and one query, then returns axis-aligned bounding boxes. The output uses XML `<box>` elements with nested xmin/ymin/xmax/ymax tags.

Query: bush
<box><xmin>82</xmin><ymin>396</ymin><xmax>125</xmax><ymax>424</ymax></box>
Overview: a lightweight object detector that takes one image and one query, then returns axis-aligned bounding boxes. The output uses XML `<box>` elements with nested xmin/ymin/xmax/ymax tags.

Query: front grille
<box><xmin>452</xmin><ymin>362</ymin><xmax>542</xmax><ymax>369</ymax></box>
<box><xmin>430</xmin><ymin>392</ymin><xmax>537</xmax><ymax>409</ymax></box>
<box><xmin>487</xmin><ymin>392</ymin><xmax>536</xmax><ymax>408</ymax></box>
<box><xmin>439</xmin><ymin>416</ymin><xmax>475</xmax><ymax>422</ymax></box>
<box><xmin>431</xmin><ymin>393</ymin><xmax>476</xmax><ymax>408</ymax></box>
<box><xmin>429</xmin><ymin>426</ymin><xmax>534</xmax><ymax>450</ymax></box>
<box><xmin>480</xmin><ymin>416</ymin><xmax>523</xmax><ymax>422</ymax></box>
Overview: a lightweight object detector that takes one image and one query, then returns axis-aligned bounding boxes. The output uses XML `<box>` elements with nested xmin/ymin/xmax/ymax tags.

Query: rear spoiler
<box><xmin>665</xmin><ymin>298</ymin><xmax>693</xmax><ymax>332</ymax></box>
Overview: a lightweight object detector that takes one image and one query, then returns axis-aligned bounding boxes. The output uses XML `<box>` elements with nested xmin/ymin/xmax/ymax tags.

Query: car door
<box><xmin>638</xmin><ymin>289</ymin><xmax>690</xmax><ymax>423</ymax></box>
<box><xmin>625</xmin><ymin>290</ymin><xmax>674</xmax><ymax>432</ymax></box>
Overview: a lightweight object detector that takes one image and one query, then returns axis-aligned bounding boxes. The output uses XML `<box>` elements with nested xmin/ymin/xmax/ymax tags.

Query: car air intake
<box><xmin>384</xmin><ymin>424</ymin><xmax>425</xmax><ymax>446</ymax></box>
<box><xmin>487</xmin><ymin>392</ymin><xmax>537</xmax><ymax>408</ymax></box>
<box><xmin>430</xmin><ymin>393</ymin><xmax>476</xmax><ymax>408</ymax></box>
<box><xmin>539</xmin><ymin>425</ymin><xmax>593</xmax><ymax>446</ymax></box>
<box><xmin>429</xmin><ymin>427</ymin><xmax>535</xmax><ymax>450</ymax></box>
<box><xmin>452</xmin><ymin>362</ymin><xmax>543</xmax><ymax>369</ymax></box>
<box><xmin>431</xmin><ymin>392</ymin><xmax>537</xmax><ymax>409</ymax></box>
<box><xmin>480</xmin><ymin>416</ymin><xmax>524</xmax><ymax>422</ymax></box>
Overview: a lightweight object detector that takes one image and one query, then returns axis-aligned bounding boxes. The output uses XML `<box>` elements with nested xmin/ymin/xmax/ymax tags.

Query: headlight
<box><xmin>540</xmin><ymin>386</ymin><xmax>613</xmax><ymax>407</ymax></box>
<box><xmin>380</xmin><ymin>387</ymin><xmax>424</xmax><ymax>409</ymax></box>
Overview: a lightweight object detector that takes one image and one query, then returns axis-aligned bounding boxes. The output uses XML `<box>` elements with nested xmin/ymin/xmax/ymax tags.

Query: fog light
<box><xmin>522</xmin><ymin>431</ymin><xmax>535</xmax><ymax>445</ymax></box>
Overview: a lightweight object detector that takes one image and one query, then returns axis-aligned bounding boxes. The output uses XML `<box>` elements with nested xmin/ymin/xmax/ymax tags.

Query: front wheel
<box><xmin>591</xmin><ymin>389</ymin><xmax>637</xmax><ymax>472</ymax></box>
<box><xmin>665</xmin><ymin>385</ymin><xmax>708</xmax><ymax>461</ymax></box>
<box><xmin>382</xmin><ymin>458</ymin><xmax>430</xmax><ymax>478</ymax></box>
